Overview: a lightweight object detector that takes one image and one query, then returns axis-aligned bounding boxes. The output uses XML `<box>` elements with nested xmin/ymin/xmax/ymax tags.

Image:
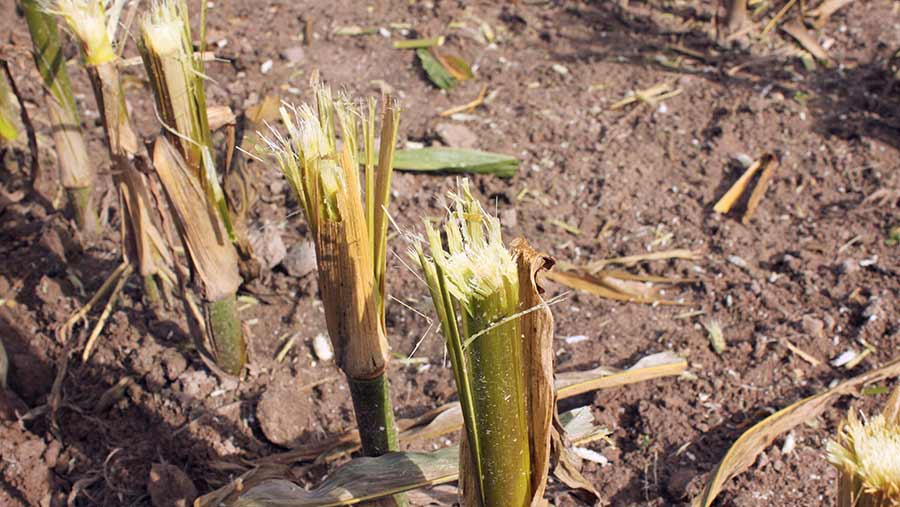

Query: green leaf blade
<box><xmin>416</xmin><ymin>48</ymin><xmax>456</xmax><ymax>90</ymax></box>
<box><xmin>393</xmin><ymin>148</ymin><xmax>518</xmax><ymax>177</ymax></box>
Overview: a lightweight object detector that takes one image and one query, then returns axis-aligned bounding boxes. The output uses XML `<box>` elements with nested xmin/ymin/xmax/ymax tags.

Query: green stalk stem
<box><xmin>350</xmin><ymin>373</ymin><xmax>407</xmax><ymax>507</ymax></box>
<box><xmin>205</xmin><ymin>293</ymin><xmax>246</xmax><ymax>376</ymax></box>
<box><xmin>142</xmin><ymin>274</ymin><xmax>161</xmax><ymax>306</ymax></box>
<box><xmin>467</xmin><ymin>297</ymin><xmax>531</xmax><ymax>507</ymax></box>
<box><xmin>67</xmin><ymin>186</ymin><xmax>97</xmax><ymax>232</ymax></box>
<box><xmin>348</xmin><ymin>373</ymin><xmax>399</xmax><ymax>457</ymax></box>
<box><xmin>20</xmin><ymin>0</ymin><xmax>97</xmax><ymax>232</ymax></box>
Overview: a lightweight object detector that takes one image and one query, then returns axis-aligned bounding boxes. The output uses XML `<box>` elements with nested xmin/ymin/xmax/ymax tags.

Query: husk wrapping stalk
<box><xmin>262</xmin><ymin>84</ymin><xmax>402</xmax><ymax>464</ymax></box>
<box><xmin>140</xmin><ymin>0</ymin><xmax>246</xmax><ymax>374</ymax></box>
<box><xmin>413</xmin><ymin>180</ymin><xmax>555</xmax><ymax>507</ymax></box>
<box><xmin>20</xmin><ymin>0</ymin><xmax>97</xmax><ymax>232</ymax></box>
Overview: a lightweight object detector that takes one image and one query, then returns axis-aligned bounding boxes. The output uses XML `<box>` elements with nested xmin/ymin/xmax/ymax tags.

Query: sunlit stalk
<box><xmin>140</xmin><ymin>0</ymin><xmax>246</xmax><ymax>374</ymax></box>
<box><xmin>262</xmin><ymin>84</ymin><xmax>403</xmax><ymax>472</ymax></box>
<box><xmin>20</xmin><ymin>0</ymin><xmax>97</xmax><ymax>232</ymax></box>
<box><xmin>414</xmin><ymin>180</ymin><xmax>534</xmax><ymax>506</ymax></box>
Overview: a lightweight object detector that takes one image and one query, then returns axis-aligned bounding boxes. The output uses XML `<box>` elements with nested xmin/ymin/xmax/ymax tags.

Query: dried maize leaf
<box><xmin>232</xmin><ymin>447</ymin><xmax>459</xmax><ymax>507</ymax></box>
<box><xmin>545</xmin><ymin>270</ymin><xmax>683</xmax><ymax>305</ymax></box>
<box><xmin>512</xmin><ymin>238</ymin><xmax>555</xmax><ymax>504</ymax></box>
<box><xmin>781</xmin><ymin>20</ymin><xmax>831</xmax><ymax>63</ymax></box>
<box><xmin>585</xmin><ymin>249</ymin><xmax>700</xmax><ymax>271</ymax></box>
<box><xmin>694</xmin><ymin>357</ymin><xmax>900</xmax><ymax>507</ymax></box>
<box><xmin>207</xmin><ymin>104</ymin><xmax>237</xmax><ymax>131</ymax></box>
<box><xmin>152</xmin><ymin>137</ymin><xmax>241</xmax><ymax>301</ymax></box>
<box><xmin>213</xmin><ymin>405</ymin><xmax>608</xmax><ymax>507</ymax></box>
<box><xmin>807</xmin><ymin>0</ymin><xmax>854</xmax><ymax>28</ymax></box>
<box><xmin>556</xmin><ymin>351</ymin><xmax>687</xmax><ymax>398</ymax></box>
<box><xmin>431</xmin><ymin>48</ymin><xmax>474</xmax><ymax>81</ymax></box>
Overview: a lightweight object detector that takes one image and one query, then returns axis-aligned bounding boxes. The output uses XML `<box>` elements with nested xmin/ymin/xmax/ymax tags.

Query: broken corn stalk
<box><xmin>827</xmin><ymin>388</ymin><xmax>900</xmax><ymax>507</ymax></box>
<box><xmin>152</xmin><ymin>137</ymin><xmax>245</xmax><ymax>374</ymax></box>
<box><xmin>51</xmin><ymin>0</ymin><xmax>173</xmax><ymax>303</ymax></box>
<box><xmin>262</xmin><ymin>83</ymin><xmax>403</xmax><ymax>464</ymax></box>
<box><xmin>413</xmin><ymin>180</ymin><xmax>555</xmax><ymax>506</ymax></box>
<box><xmin>141</xmin><ymin>0</ymin><xmax>246</xmax><ymax>375</ymax></box>
<box><xmin>20</xmin><ymin>0</ymin><xmax>97</xmax><ymax>233</ymax></box>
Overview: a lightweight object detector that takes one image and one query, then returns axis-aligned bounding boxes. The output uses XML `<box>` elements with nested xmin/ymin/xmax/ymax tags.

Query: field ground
<box><xmin>1</xmin><ymin>1</ymin><xmax>899</xmax><ymax>506</ymax></box>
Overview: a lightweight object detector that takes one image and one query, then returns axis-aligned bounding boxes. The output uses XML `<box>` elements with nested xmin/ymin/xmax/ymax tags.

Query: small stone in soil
<box><xmin>838</xmin><ymin>258</ymin><xmax>859</xmax><ymax>275</ymax></box>
<box><xmin>279</xmin><ymin>46</ymin><xmax>305</xmax><ymax>63</ymax></box>
<box><xmin>312</xmin><ymin>333</ymin><xmax>334</xmax><ymax>362</ymax></box>
<box><xmin>500</xmin><ymin>208</ymin><xmax>517</xmax><ymax>228</ymax></box>
<box><xmin>161</xmin><ymin>349</ymin><xmax>188</xmax><ymax>382</ymax></box>
<box><xmin>249</xmin><ymin>225</ymin><xmax>287</xmax><ymax>271</ymax></box>
<box><xmin>257</xmin><ymin>371</ymin><xmax>317</xmax><ymax>446</ymax></box>
<box><xmin>177</xmin><ymin>369</ymin><xmax>215</xmax><ymax>400</ymax></box>
<box><xmin>801</xmin><ymin>315</ymin><xmax>825</xmax><ymax>339</ymax></box>
<box><xmin>830</xmin><ymin>349</ymin><xmax>857</xmax><ymax>367</ymax></box>
<box><xmin>727</xmin><ymin>255</ymin><xmax>748</xmax><ymax>269</ymax></box>
<box><xmin>434</xmin><ymin>123</ymin><xmax>478</xmax><ymax>149</ymax></box>
<box><xmin>551</xmin><ymin>63</ymin><xmax>569</xmax><ymax>75</ymax></box>
<box><xmin>282</xmin><ymin>240</ymin><xmax>317</xmax><ymax>278</ymax></box>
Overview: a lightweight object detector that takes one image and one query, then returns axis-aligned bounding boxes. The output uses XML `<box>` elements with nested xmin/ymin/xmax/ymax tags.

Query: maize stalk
<box><xmin>140</xmin><ymin>0</ymin><xmax>245</xmax><ymax>375</ymax></box>
<box><xmin>51</xmin><ymin>0</ymin><xmax>173</xmax><ymax>303</ymax></box>
<box><xmin>20</xmin><ymin>0</ymin><xmax>97</xmax><ymax>232</ymax></box>
<box><xmin>262</xmin><ymin>84</ymin><xmax>403</xmax><ymax>466</ymax></box>
<box><xmin>413</xmin><ymin>180</ymin><xmax>555</xmax><ymax>506</ymax></box>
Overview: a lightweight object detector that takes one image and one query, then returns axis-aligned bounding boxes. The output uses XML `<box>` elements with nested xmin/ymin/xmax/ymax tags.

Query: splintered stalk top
<box><xmin>263</xmin><ymin>85</ymin><xmax>400</xmax><ymax>367</ymax></box>
<box><xmin>262</xmin><ymin>85</ymin><xmax>403</xmax><ymax>476</ymax></box>
<box><xmin>140</xmin><ymin>0</ymin><xmax>234</xmax><ymax>240</ymax></box>
<box><xmin>51</xmin><ymin>0</ymin><xmax>116</xmax><ymax>65</ymax></box>
<box><xmin>139</xmin><ymin>0</ymin><xmax>213</xmax><ymax>165</ymax></box>
<box><xmin>828</xmin><ymin>412</ymin><xmax>900</xmax><ymax>506</ymax></box>
<box><xmin>414</xmin><ymin>180</ymin><xmax>531</xmax><ymax>507</ymax></box>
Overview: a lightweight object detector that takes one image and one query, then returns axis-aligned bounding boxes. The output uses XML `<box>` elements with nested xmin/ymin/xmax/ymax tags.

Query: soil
<box><xmin>1</xmin><ymin>1</ymin><xmax>899</xmax><ymax>506</ymax></box>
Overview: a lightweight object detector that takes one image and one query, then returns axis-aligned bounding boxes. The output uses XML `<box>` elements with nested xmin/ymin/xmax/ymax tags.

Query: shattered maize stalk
<box><xmin>152</xmin><ymin>137</ymin><xmax>245</xmax><ymax>374</ymax></box>
<box><xmin>828</xmin><ymin>389</ymin><xmax>900</xmax><ymax>507</ymax></box>
<box><xmin>141</xmin><ymin>0</ymin><xmax>246</xmax><ymax>374</ymax></box>
<box><xmin>413</xmin><ymin>180</ymin><xmax>555</xmax><ymax>506</ymax></box>
<box><xmin>21</xmin><ymin>0</ymin><xmax>97</xmax><ymax>233</ymax></box>
<box><xmin>261</xmin><ymin>83</ymin><xmax>403</xmax><ymax>467</ymax></box>
<box><xmin>52</xmin><ymin>0</ymin><xmax>173</xmax><ymax>305</ymax></box>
